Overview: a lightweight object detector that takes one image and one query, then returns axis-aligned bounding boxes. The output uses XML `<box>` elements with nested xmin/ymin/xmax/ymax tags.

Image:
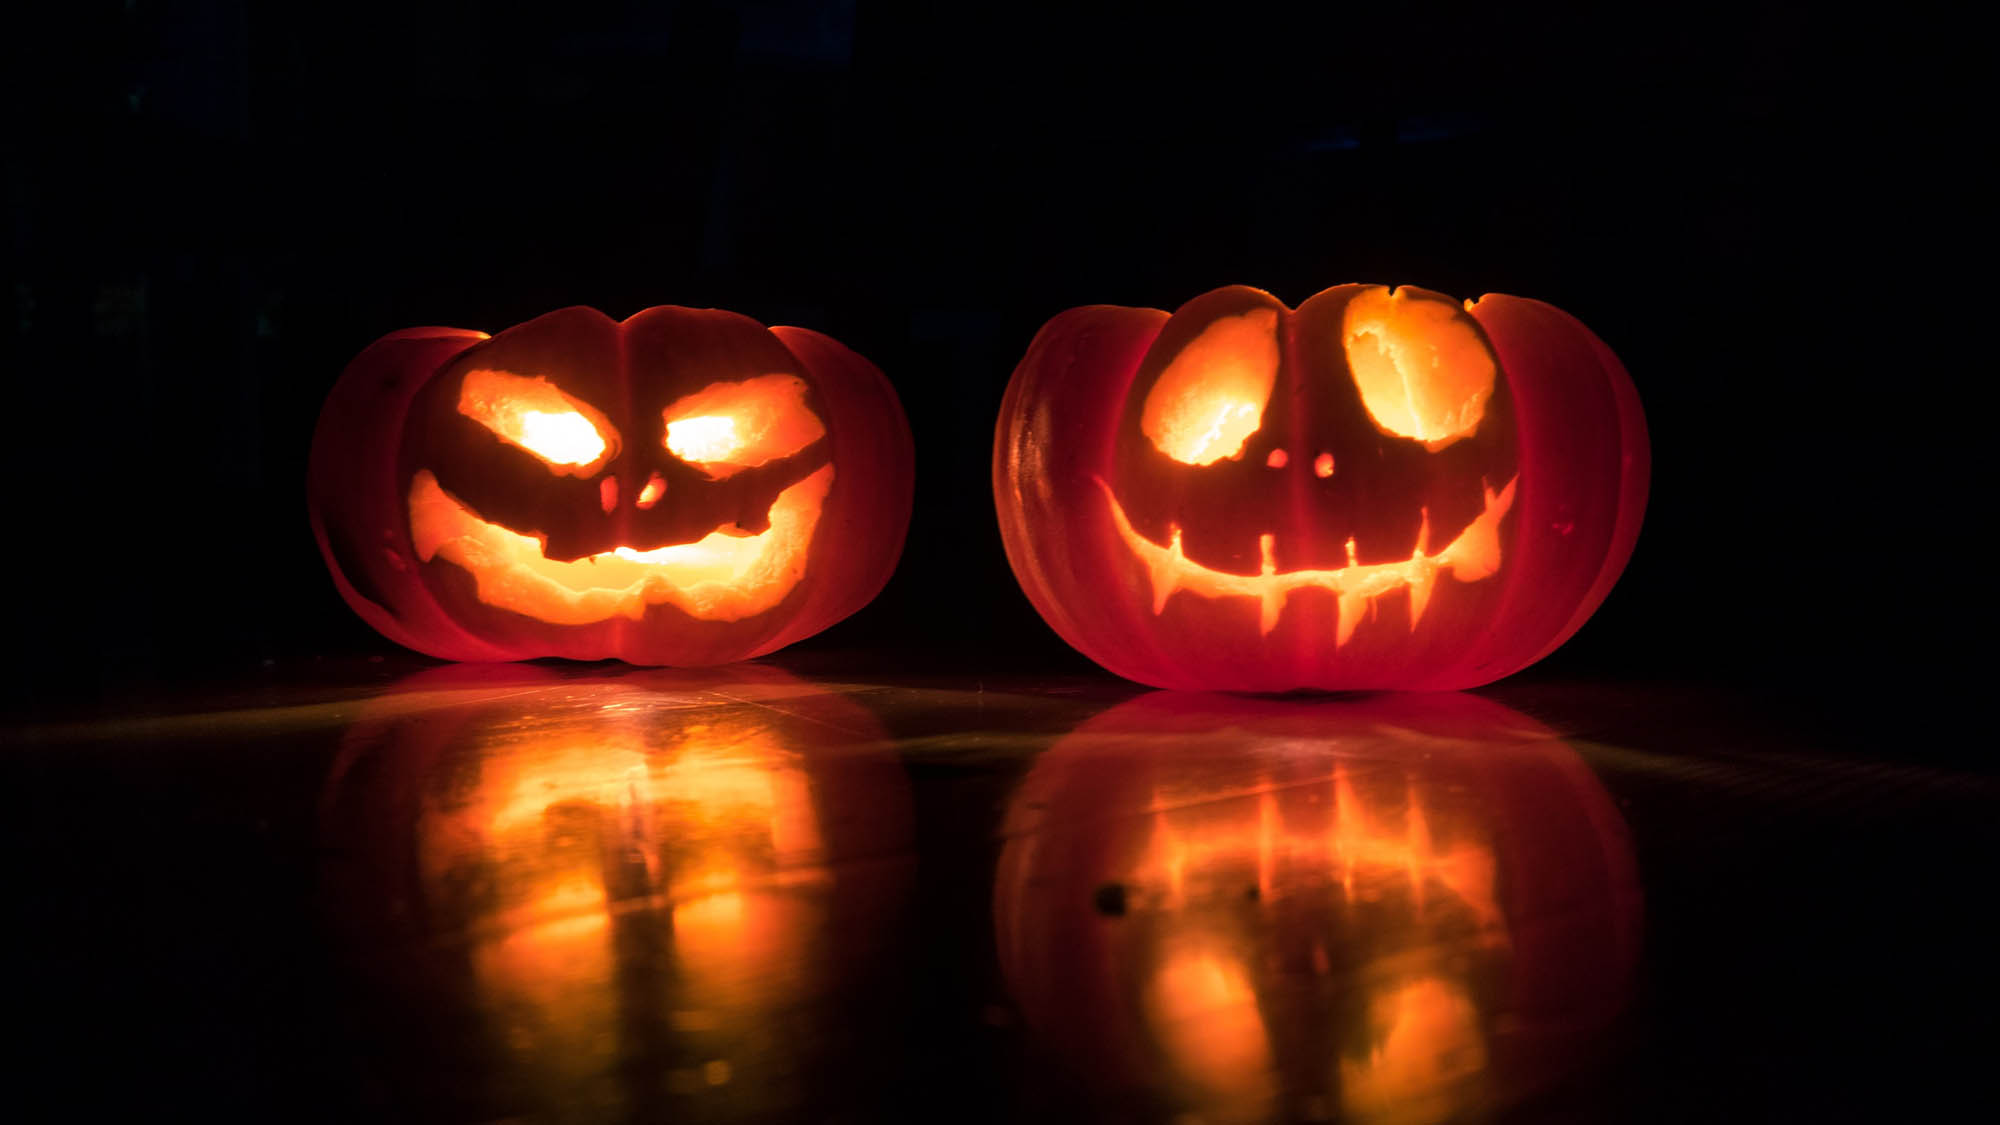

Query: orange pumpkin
<box><xmin>994</xmin><ymin>284</ymin><xmax>1648</xmax><ymax>690</ymax></box>
<box><xmin>310</xmin><ymin>306</ymin><xmax>912</xmax><ymax>664</ymax></box>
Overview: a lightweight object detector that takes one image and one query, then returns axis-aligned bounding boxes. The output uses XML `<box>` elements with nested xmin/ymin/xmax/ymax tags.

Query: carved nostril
<box><xmin>635</xmin><ymin>472</ymin><xmax>666</xmax><ymax>510</ymax></box>
<box><xmin>1266</xmin><ymin>449</ymin><xmax>1288</xmax><ymax>469</ymax></box>
<box><xmin>599</xmin><ymin>476</ymin><xmax>618</xmax><ymax>513</ymax></box>
<box><xmin>1314</xmin><ymin>453</ymin><xmax>1335</xmax><ymax>478</ymax></box>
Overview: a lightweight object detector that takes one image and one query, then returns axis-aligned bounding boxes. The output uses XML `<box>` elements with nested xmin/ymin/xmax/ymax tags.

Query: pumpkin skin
<box><xmin>993</xmin><ymin>284</ymin><xmax>1648</xmax><ymax>691</ymax></box>
<box><xmin>993</xmin><ymin>691</ymin><xmax>1641</xmax><ymax>1121</ymax></box>
<box><xmin>310</xmin><ymin>305</ymin><xmax>913</xmax><ymax>665</ymax></box>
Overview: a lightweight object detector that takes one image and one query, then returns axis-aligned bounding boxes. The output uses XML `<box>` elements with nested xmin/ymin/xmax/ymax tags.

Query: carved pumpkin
<box><xmin>319</xmin><ymin>664</ymin><xmax>915</xmax><ymax>1119</ymax></box>
<box><xmin>310</xmin><ymin>306</ymin><xmax>913</xmax><ymax>664</ymax></box>
<box><xmin>994</xmin><ymin>692</ymin><xmax>1641</xmax><ymax>1122</ymax></box>
<box><xmin>993</xmin><ymin>284</ymin><xmax>1648</xmax><ymax>691</ymax></box>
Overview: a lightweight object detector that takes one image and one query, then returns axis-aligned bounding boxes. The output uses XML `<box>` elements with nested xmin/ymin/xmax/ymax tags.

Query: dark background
<box><xmin>4</xmin><ymin>0</ymin><xmax>1976</xmax><ymax>713</ymax></box>
<box><xmin>2</xmin><ymin>5</ymin><xmax>1990</xmax><ymax>1121</ymax></box>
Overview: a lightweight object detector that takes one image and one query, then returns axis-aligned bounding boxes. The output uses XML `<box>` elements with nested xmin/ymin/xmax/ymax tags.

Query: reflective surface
<box><xmin>995</xmin><ymin>693</ymin><xmax>1639</xmax><ymax>1123</ymax></box>
<box><xmin>319</xmin><ymin>665</ymin><xmax>914</xmax><ymax>1121</ymax></box>
<box><xmin>4</xmin><ymin>659</ymin><xmax>1991</xmax><ymax>1121</ymax></box>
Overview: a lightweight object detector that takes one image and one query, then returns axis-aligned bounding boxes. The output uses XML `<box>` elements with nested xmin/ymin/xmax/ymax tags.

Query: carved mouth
<box><xmin>1096</xmin><ymin>476</ymin><xmax>1517</xmax><ymax>645</ymax></box>
<box><xmin>408</xmin><ymin>465</ymin><xmax>834</xmax><ymax>626</ymax></box>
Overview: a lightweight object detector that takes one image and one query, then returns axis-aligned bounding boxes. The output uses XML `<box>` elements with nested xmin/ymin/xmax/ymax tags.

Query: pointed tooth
<box><xmin>1443</xmin><ymin>474</ymin><xmax>1519</xmax><ymax>581</ymax></box>
<box><xmin>1414</xmin><ymin>507</ymin><xmax>1431</xmax><ymax>556</ymax></box>
<box><xmin>1407</xmin><ymin>566</ymin><xmax>1436</xmax><ymax>631</ymax></box>
<box><xmin>1258</xmin><ymin>534</ymin><xmax>1285</xmax><ymax>635</ymax></box>
<box><xmin>1336</xmin><ymin>591</ymin><xmax>1370</xmax><ymax>647</ymax></box>
<box><xmin>1260</xmin><ymin>588</ymin><xmax>1285</xmax><ymax>635</ymax></box>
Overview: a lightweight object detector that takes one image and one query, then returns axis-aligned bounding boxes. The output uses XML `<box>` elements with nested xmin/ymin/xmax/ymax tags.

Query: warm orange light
<box><xmin>989</xmin><ymin>694</ymin><xmax>1640</xmax><ymax>1121</ymax></box>
<box><xmin>1343</xmin><ymin>288</ymin><xmax>1496</xmax><ymax>450</ymax></box>
<box><xmin>408</xmin><ymin>464</ymin><xmax>834</xmax><ymax>625</ymax></box>
<box><xmin>663</xmin><ymin>374</ymin><xmax>826</xmax><ymax>479</ymax></box>
<box><xmin>1339</xmin><ymin>977</ymin><xmax>1487</xmax><ymax>1123</ymax></box>
<box><xmin>444</xmin><ymin>708</ymin><xmax>834</xmax><ymax>928</ymax></box>
<box><xmin>1314</xmin><ymin>452</ymin><xmax>1335</xmax><ymax>478</ymax></box>
<box><xmin>675</xmin><ymin>885</ymin><xmax>748</xmax><ymax>930</ymax></box>
<box><xmin>435</xmin><ymin>706</ymin><xmax>837</xmax><ymax>1110</ymax></box>
<box><xmin>1120</xmin><ymin>756</ymin><xmax>1504</xmax><ymax>1118</ymax></box>
<box><xmin>1097</xmin><ymin>475</ymin><xmax>1517</xmax><ymax>642</ymax></box>
<box><xmin>468</xmin><ymin>875</ymin><xmax>615</xmax><ymax>1101</ymax></box>
<box><xmin>1147</xmin><ymin>946</ymin><xmax>1274</xmax><ymax>1105</ymax></box>
<box><xmin>666</xmin><ymin>415</ymin><xmax>740</xmax><ymax>462</ymax></box>
<box><xmin>478</xmin><ymin>739</ymin><xmax>650</xmax><ymax>833</ymax></box>
<box><xmin>1141</xmin><ymin>308</ymin><xmax>1281</xmax><ymax>465</ymax></box>
<box><xmin>1137</xmin><ymin>766</ymin><xmax>1500</xmax><ymax>929</ymax></box>
<box><xmin>636</xmin><ymin>472</ymin><xmax>666</xmax><ymax>509</ymax></box>
<box><xmin>458</xmin><ymin>368</ymin><xmax>617</xmax><ymax>475</ymax></box>
<box><xmin>660</xmin><ymin>743</ymin><xmax>782</xmax><ymax>825</ymax></box>
<box><xmin>520</xmin><ymin>411</ymin><xmax>608</xmax><ymax>464</ymax></box>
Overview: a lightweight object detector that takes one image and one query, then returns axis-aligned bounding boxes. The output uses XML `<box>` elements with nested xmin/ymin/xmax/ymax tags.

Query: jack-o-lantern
<box><xmin>993</xmin><ymin>284</ymin><xmax>1648</xmax><ymax>691</ymax></box>
<box><xmin>310</xmin><ymin>305</ymin><xmax>913</xmax><ymax>665</ymax></box>
<box><xmin>994</xmin><ymin>692</ymin><xmax>1641</xmax><ymax>1122</ymax></box>
<box><xmin>319</xmin><ymin>664</ymin><xmax>915</xmax><ymax>1120</ymax></box>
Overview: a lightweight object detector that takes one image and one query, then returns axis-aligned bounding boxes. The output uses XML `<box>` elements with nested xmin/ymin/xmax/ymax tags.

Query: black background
<box><xmin>2</xmin><ymin>4</ymin><xmax>1990</xmax><ymax>1121</ymax></box>
<box><xmin>4</xmin><ymin>1</ymin><xmax>1976</xmax><ymax>714</ymax></box>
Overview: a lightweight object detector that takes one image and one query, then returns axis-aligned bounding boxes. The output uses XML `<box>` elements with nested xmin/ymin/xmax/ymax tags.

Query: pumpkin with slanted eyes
<box><xmin>993</xmin><ymin>284</ymin><xmax>1648</xmax><ymax>691</ymax></box>
<box><xmin>310</xmin><ymin>305</ymin><xmax>912</xmax><ymax>664</ymax></box>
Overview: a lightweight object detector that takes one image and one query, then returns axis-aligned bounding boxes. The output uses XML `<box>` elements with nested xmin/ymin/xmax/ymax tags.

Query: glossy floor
<box><xmin>5</xmin><ymin>660</ymin><xmax>1989</xmax><ymax>1122</ymax></box>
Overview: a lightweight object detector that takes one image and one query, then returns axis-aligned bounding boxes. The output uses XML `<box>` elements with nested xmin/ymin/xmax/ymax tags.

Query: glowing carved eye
<box><xmin>662</xmin><ymin>374</ymin><xmax>826</xmax><ymax>480</ymax></box>
<box><xmin>1141</xmin><ymin>308</ymin><xmax>1281</xmax><ymax>465</ymax></box>
<box><xmin>458</xmin><ymin>369</ymin><xmax>618</xmax><ymax>476</ymax></box>
<box><xmin>1342</xmin><ymin>287</ymin><xmax>1496</xmax><ymax>450</ymax></box>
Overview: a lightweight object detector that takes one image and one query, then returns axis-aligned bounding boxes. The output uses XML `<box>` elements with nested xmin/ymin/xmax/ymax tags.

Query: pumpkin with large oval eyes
<box><xmin>993</xmin><ymin>283</ymin><xmax>1649</xmax><ymax>691</ymax></box>
<box><xmin>310</xmin><ymin>305</ymin><xmax>913</xmax><ymax>665</ymax></box>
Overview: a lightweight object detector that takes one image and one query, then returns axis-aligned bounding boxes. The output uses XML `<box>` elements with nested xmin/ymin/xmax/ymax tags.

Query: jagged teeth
<box><xmin>1106</xmin><ymin>473</ymin><xmax>1518</xmax><ymax>647</ymax></box>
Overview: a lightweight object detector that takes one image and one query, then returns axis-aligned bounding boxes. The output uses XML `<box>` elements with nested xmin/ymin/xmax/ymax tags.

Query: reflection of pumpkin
<box><xmin>310</xmin><ymin>305</ymin><xmax>913</xmax><ymax>664</ymax></box>
<box><xmin>994</xmin><ymin>692</ymin><xmax>1640</xmax><ymax>1123</ymax></box>
<box><xmin>993</xmin><ymin>284</ymin><xmax>1648</xmax><ymax>691</ymax></box>
<box><xmin>320</xmin><ymin>664</ymin><xmax>913</xmax><ymax>1121</ymax></box>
